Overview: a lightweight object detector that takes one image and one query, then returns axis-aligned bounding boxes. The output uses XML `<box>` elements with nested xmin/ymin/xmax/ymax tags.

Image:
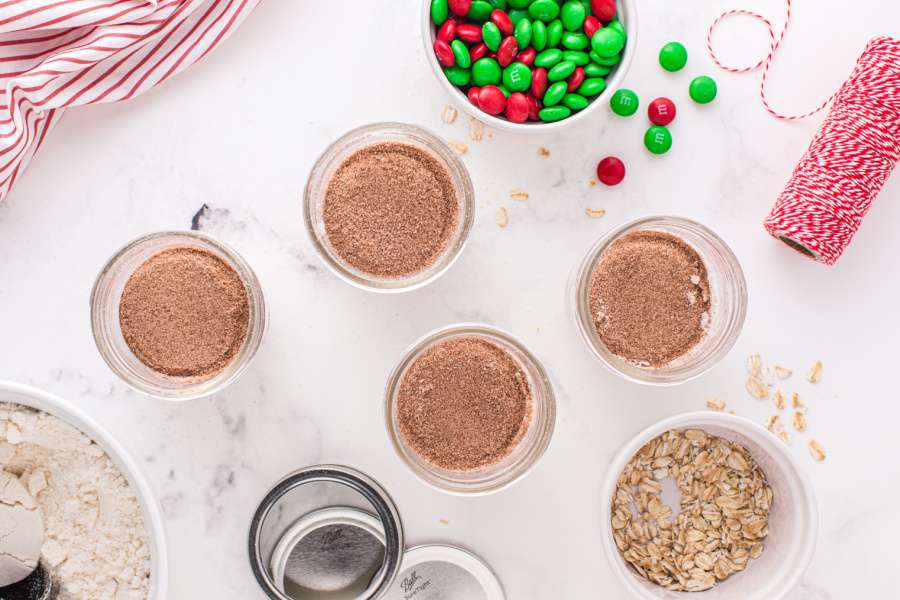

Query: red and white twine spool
<box><xmin>707</xmin><ymin>3</ymin><xmax>900</xmax><ymax>264</ymax></box>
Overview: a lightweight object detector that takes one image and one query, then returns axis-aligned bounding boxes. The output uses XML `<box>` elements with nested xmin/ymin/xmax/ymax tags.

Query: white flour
<box><xmin>0</xmin><ymin>403</ymin><xmax>151</xmax><ymax>599</ymax></box>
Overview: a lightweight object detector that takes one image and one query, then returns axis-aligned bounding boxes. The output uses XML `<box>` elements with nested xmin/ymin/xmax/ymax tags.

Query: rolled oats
<box><xmin>469</xmin><ymin>118</ymin><xmax>484</xmax><ymax>141</ymax></box>
<box><xmin>441</xmin><ymin>105</ymin><xmax>458</xmax><ymax>124</ymax></box>
<box><xmin>807</xmin><ymin>360</ymin><xmax>823</xmax><ymax>384</ymax></box>
<box><xmin>774</xmin><ymin>366</ymin><xmax>792</xmax><ymax>379</ymax></box>
<box><xmin>495</xmin><ymin>207</ymin><xmax>508</xmax><ymax>228</ymax></box>
<box><xmin>793</xmin><ymin>411</ymin><xmax>807</xmax><ymax>432</ymax></box>
<box><xmin>706</xmin><ymin>399</ymin><xmax>726</xmax><ymax>411</ymax></box>
<box><xmin>746</xmin><ymin>376</ymin><xmax>769</xmax><ymax>399</ymax></box>
<box><xmin>808</xmin><ymin>439</ymin><xmax>826</xmax><ymax>461</ymax></box>
<box><xmin>612</xmin><ymin>429</ymin><xmax>772</xmax><ymax>592</ymax></box>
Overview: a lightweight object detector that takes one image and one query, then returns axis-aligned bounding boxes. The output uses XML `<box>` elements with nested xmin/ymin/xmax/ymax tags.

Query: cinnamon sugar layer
<box><xmin>396</xmin><ymin>336</ymin><xmax>533</xmax><ymax>472</ymax></box>
<box><xmin>119</xmin><ymin>246</ymin><xmax>250</xmax><ymax>379</ymax></box>
<box><xmin>589</xmin><ymin>230</ymin><xmax>711</xmax><ymax>368</ymax></box>
<box><xmin>322</xmin><ymin>142</ymin><xmax>459</xmax><ymax>278</ymax></box>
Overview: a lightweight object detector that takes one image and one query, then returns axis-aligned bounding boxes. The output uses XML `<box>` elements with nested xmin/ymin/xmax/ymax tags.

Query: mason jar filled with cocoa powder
<box><xmin>384</xmin><ymin>324</ymin><xmax>556</xmax><ymax>495</ymax></box>
<box><xmin>571</xmin><ymin>216</ymin><xmax>747</xmax><ymax>385</ymax></box>
<box><xmin>303</xmin><ymin>123</ymin><xmax>475</xmax><ymax>292</ymax></box>
<box><xmin>90</xmin><ymin>231</ymin><xmax>267</xmax><ymax>400</ymax></box>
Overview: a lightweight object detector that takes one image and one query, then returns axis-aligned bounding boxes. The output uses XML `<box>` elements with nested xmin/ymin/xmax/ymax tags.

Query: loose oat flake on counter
<box><xmin>611</xmin><ymin>429</ymin><xmax>773</xmax><ymax>592</ymax></box>
<box><xmin>0</xmin><ymin>403</ymin><xmax>151</xmax><ymax>600</ymax></box>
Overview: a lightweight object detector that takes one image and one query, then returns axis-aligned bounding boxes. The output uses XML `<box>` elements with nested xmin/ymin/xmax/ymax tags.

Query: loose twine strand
<box><xmin>707</xmin><ymin>1</ymin><xmax>900</xmax><ymax>264</ymax></box>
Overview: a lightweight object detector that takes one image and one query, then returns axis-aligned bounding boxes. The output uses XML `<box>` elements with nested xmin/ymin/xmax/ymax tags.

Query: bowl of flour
<box><xmin>0</xmin><ymin>381</ymin><xmax>167</xmax><ymax>599</ymax></box>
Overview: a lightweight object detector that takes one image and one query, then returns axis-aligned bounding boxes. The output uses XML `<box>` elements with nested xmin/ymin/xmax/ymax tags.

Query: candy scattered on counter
<box><xmin>689</xmin><ymin>75</ymin><xmax>718</xmax><ymax>104</ymax></box>
<box><xmin>431</xmin><ymin>0</ymin><xmax>627</xmax><ymax>123</ymax></box>
<box><xmin>609</xmin><ymin>88</ymin><xmax>639</xmax><ymax>116</ymax></box>
<box><xmin>644</xmin><ymin>125</ymin><xmax>672</xmax><ymax>154</ymax></box>
<box><xmin>659</xmin><ymin>41</ymin><xmax>688</xmax><ymax>72</ymax></box>
<box><xmin>648</xmin><ymin>96</ymin><xmax>676</xmax><ymax>125</ymax></box>
<box><xmin>596</xmin><ymin>156</ymin><xmax>625</xmax><ymax>185</ymax></box>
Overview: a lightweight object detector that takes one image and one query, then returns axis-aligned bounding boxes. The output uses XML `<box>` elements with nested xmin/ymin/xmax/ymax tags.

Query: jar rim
<box><xmin>384</xmin><ymin>323</ymin><xmax>556</xmax><ymax>495</ymax></box>
<box><xmin>302</xmin><ymin>122</ymin><xmax>475</xmax><ymax>293</ymax></box>
<box><xmin>572</xmin><ymin>215</ymin><xmax>748</xmax><ymax>386</ymax></box>
<box><xmin>248</xmin><ymin>465</ymin><xmax>405</xmax><ymax>600</ymax></box>
<box><xmin>89</xmin><ymin>230</ymin><xmax>267</xmax><ymax>400</ymax></box>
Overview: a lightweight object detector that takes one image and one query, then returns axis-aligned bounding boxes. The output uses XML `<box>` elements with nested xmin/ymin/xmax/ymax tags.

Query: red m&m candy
<box><xmin>497</xmin><ymin>36</ymin><xmax>518</xmax><ymax>67</ymax></box>
<box><xmin>437</xmin><ymin>19</ymin><xmax>457</xmax><ymax>43</ymax></box>
<box><xmin>478</xmin><ymin>85</ymin><xmax>507</xmax><ymax>115</ymax></box>
<box><xmin>456</xmin><ymin>23</ymin><xmax>482</xmax><ymax>43</ymax></box>
<box><xmin>596</xmin><ymin>156</ymin><xmax>625</xmax><ymax>186</ymax></box>
<box><xmin>470</xmin><ymin>43</ymin><xmax>489</xmax><ymax>62</ymax></box>
<box><xmin>448</xmin><ymin>0</ymin><xmax>472</xmax><ymax>17</ymax></box>
<box><xmin>505</xmin><ymin>92</ymin><xmax>529</xmax><ymax>123</ymax></box>
<box><xmin>490</xmin><ymin>9</ymin><xmax>514</xmax><ymax>35</ymax></box>
<box><xmin>648</xmin><ymin>97</ymin><xmax>676</xmax><ymax>126</ymax></box>
<box><xmin>434</xmin><ymin>40</ymin><xmax>455</xmax><ymax>67</ymax></box>
<box><xmin>590</xmin><ymin>0</ymin><xmax>616</xmax><ymax>23</ymax></box>
<box><xmin>584</xmin><ymin>16</ymin><xmax>601</xmax><ymax>39</ymax></box>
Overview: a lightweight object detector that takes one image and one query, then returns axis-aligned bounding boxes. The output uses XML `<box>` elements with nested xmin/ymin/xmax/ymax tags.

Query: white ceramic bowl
<box><xmin>0</xmin><ymin>381</ymin><xmax>168</xmax><ymax>599</ymax></box>
<box><xmin>600</xmin><ymin>412</ymin><xmax>817</xmax><ymax>600</ymax></box>
<box><xmin>421</xmin><ymin>0</ymin><xmax>638</xmax><ymax>133</ymax></box>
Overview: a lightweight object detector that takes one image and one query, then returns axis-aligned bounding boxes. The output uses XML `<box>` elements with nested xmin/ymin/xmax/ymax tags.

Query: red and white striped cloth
<box><xmin>0</xmin><ymin>0</ymin><xmax>260</xmax><ymax>201</ymax></box>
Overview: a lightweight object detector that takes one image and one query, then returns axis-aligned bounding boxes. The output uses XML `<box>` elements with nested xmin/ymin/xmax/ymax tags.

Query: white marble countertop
<box><xmin>0</xmin><ymin>1</ymin><xmax>898</xmax><ymax>598</ymax></box>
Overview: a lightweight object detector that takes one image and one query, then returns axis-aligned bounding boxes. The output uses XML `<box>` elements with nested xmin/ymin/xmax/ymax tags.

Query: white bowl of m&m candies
<box><xmin>423</xmin><ymin>0</ymin><xmax>637</xmax><ymax>131</ymax></box>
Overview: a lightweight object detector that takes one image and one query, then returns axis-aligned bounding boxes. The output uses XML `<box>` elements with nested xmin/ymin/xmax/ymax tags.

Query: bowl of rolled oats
<box><xmin>600</xmin><ymin>412</ymin><xmax>817</xmax><ymax>600</ymax></box>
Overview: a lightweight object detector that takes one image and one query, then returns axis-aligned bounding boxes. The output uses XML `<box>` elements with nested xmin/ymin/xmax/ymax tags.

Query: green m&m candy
<box><xmin>547</xmin><ymin>19</ymin><xmax>563</xmax><ymax>47</ymax></box>
<box><xmin>689</xmin><ymin>75</ymin><xmax>718</xmax><ymax>104</ymax></box>
<box><xmin>443</xmin><ymin>66</ymin><xmax>471</xmax><ymax>86</ymax></box>
<box><xmin>609</xmin><ymin>88</ymin><xmax>639</xmax><ymax>116</ymax></box>
<box><xmin>539</xmin><ymin>105</ymin><xmax>572</xmax><ymax>122</ymax></box>
<box><xmin>547</xmin><ymin>60</ymin><xmax>576</xmax><ymax>81</ymax></box>
<box><xmin>561</xmin><ymin>1</ymin><xmax>587</xmax><ymax>31</ymax></box>
<box><xmin>585</xmin><ymin>61</ymin><xmax>611</xmax><ymax>74</ymax></box>
<box><xmin>591</xmin><ymin>27</ymin><xmax>624</xmax><ymax>58</ymax></box>
<box><xmin>534</xmin><ymin>48</ymin><xmax>563</xmax><ymax>68</ymax></box>
<box><xmin>503</xmin><ymin>62</ymin><xmax>532</xmax><ymax>92</ymax></box>
<box><xmin>562</xmin><ymin>50</ymin><xmax>590</xmax><ymax>65</ymax></box>
<box><xmin>507</xmin><ymin>0</ymin><xmax>530</xmax><ymax>7</ymax></box>
<box><xmin>607</xmin><ymin>19</ymin><xmax>625</xmax><ymax>39</ymax></box>
<box><xmin>543</xmin><ymin>81</ymin><xmax>568</xmax><ymax>106</ymax></box>
<box><xmin>578</xmin><ymin>77</ymin><xmax>606</xmax><ymax>96</ymax></box>
<box><xmin>508</xmin><ymin>8</ymin><xmax>528</xmax><ymax>24</ymax></box>
<box><xmin>585</xmin><ymin>62</ymin><xmax>611</xmax><ymax>77</ymax></box>
<box><xmin>531</xmin><ymin>20</ymin><xmax>548</xmax><ymax>50</ymax></box>
<box><xmin>529</xmin><ymin>0</ymin><xmax>560</xmax><ymax>22</ymax></box>
<box><xmin>589</xmin><ymin>51</ymin><xmax>621</xmax><ymax>66</ymax></box>
<box><xmin>482</xmin><ymin>22</ymin><xmax>502</xmax><ymax>51</ymax></box>
<box><xmin>487</xmin><ymin>0</ymin><xmax>507</xmax><ymax>7</ymax></box>
<box><xmin>431</xmin><ymin>0</ymin><xmax>448</xmax><ymax>25</ymax></box>
<box><xmin>514</xmin><ymin>17</ymin><xmax>532</xmax><ymax>48</ymax></box>
<box><xmin>644</xmin><ymin>125</ymin><xmax>672</xmax><ymax>154</ymax></box>
<box><xmin>472</xmin><ymin>57</ymin><xmax>502</xmax><ymax>86</ymax></box>
<box><xmin>561</xmin><ymin>31</ymin><xmax>589</xmax><ymax>50</ymax></box>
<box><xmin>450</xmin><ymin>40</ymin><xmax>471</xmax><ymax>68</ymax></box>
<box><xmin>468</xmin><ymin>0</ymin><xmax>494</xmax><ymax>21</ymax></box>
<box><xmin>562</xmin><ymin>93</ymin><xmax>589</xmax><ymax>110</ymax></box>
<box><xmin>659</xmin><ymin>41</ymin><xmax>687</xmax><ymax>72</ymax></box>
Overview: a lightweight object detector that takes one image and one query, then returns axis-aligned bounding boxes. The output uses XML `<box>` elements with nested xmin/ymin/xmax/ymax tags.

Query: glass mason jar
<box><xmin>384</xmin><ymin>324</ymin><xmax>556</xmax><ymax>495</ymax></box>
<box><xmin>303</xmin><ymin>122</ymin><xmax>475</xmax><ymax>293</ymax></box>
<box><xmin>90</xmin><ymin>230</ymin><xmax>267</xmax><ymax>400</ymax></box>
<box><xmin>571</xmin><ymin>216</ymin><xmax>747</xmax><ymax>385</ymax></box>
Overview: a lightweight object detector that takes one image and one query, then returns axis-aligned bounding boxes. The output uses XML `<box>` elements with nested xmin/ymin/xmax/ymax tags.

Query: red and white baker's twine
<box><xmin>708</xmin><ymin>2</ymin><xmax>900</xmax><ymax>264</ymax></box>
<box><xmin>0</xmin><ymin>0</ymin><xmax>260</xmax><ymax>201</ymax></box>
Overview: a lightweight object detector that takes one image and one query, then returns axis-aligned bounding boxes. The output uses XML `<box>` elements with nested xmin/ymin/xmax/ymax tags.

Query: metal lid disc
<box><xmin>385</xmin><ymin>545</ymin><xmax>505</xmax><ymax>600</ymax></box>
